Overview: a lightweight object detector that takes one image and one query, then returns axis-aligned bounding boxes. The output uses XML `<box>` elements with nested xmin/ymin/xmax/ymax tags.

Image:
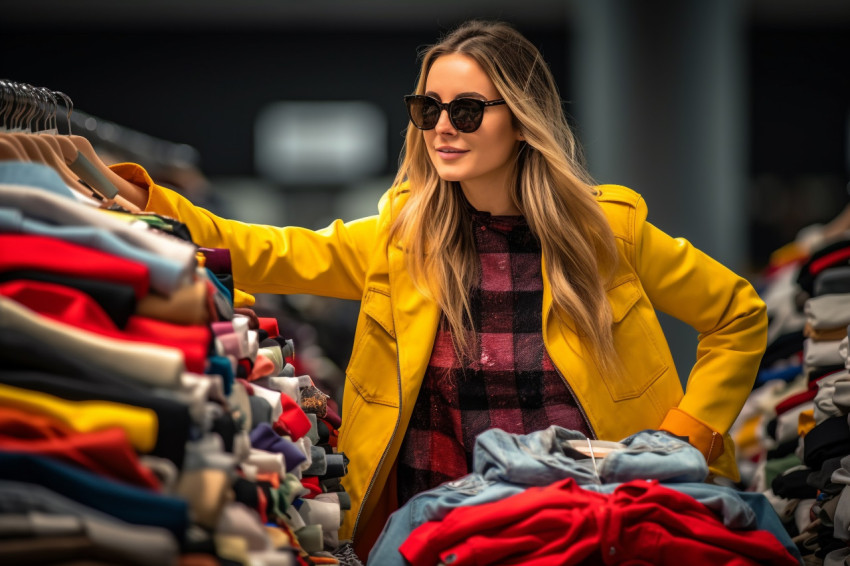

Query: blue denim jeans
<box><xmin>598</xmin><ymin>429</ymin><xmax>709</xmax><ymax>483</ymax></box>
<box><xmin>472</xmin><ymin>425</ymin><xmax>599</xmax><ymax>486</ymax></box>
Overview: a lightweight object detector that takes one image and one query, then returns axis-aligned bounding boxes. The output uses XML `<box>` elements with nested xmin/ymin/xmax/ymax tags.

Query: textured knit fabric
<box><xmin>397</xmin><ymin>209</ymin><xmax>589</xmax><ymax>505</ymax></box>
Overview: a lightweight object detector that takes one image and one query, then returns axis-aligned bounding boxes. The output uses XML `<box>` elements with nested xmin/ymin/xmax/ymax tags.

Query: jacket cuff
<box><xmin>109</xmin><ymin>163</ymin><xmax>155</xmax><ymax>205</ymax></box>
<box><xmin>659</xmin><ymin>407</ymin><xmax>724</xmax><ymax>463</ymax></box>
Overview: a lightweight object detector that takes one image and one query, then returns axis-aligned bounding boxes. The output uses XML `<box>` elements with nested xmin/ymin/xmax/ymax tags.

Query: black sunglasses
<box><xmin>404</xmin><ymin>94</ymin><xmax>506</xmax><ymax>133</ymax></box>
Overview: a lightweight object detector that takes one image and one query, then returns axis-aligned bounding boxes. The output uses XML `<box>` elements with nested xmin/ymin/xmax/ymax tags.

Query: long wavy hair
<box><xmin>391</xmin><ymin>20</ymin><xmax>620</xmax><ymax>376</ymax></box>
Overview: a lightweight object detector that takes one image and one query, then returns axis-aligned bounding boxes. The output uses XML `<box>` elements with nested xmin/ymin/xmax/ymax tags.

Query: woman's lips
<box><xmin>435</xmin><ymin>147</ymin><xmax>468</xmax><ymax>160</ymax></box>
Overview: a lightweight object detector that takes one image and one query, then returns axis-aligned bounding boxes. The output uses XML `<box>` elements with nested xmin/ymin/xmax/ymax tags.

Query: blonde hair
<box><xmin>391</xmin><ymin>20</ymin><xmax>620</xmax><ymax>376</ymax></box>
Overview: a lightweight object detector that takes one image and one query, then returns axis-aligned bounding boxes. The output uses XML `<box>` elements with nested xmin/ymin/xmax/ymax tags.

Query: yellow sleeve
<box><xmin>632</xmin><ymin>199</ymin><xmax>767</xmax><ymax>462</ymax></box>
<box><xmin>111</xmin><ymin>163</ymin><xmax>380</xmax><ymax>301</ymax></box>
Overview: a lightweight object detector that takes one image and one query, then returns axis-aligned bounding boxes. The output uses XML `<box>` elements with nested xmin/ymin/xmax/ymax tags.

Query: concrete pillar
<box><xmin>571</xmin><ymin>0</ymin><xmax>747</xmax><ymax>379</ymax></box>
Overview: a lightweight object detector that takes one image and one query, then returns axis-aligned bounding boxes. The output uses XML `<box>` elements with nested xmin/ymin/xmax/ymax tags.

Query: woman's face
<box><xmin>422</xmin><ymin>53</ymin><xmax>523</xmax><ymax>194</ymax></box>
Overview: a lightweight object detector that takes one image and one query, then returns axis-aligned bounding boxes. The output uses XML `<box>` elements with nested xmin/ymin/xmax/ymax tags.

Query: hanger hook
<box><xmin>39</xmin><ymin>87</ymin><xmax>57</xmax><ymax>133</ymax></box>
<box><xmin>47</xmin><ymin>89</ymin><xmax>59</xmax><ymax>133</ymax></box>
<box><xmin>14</xmin><ymin>82</ymin><xmax>33</xmax><ymax>132</ymax></box>
<box><xmin>33</xmin><ymin>87</ymin><xmax>46</xmax><ymax>132</ymax></box>
<box><xmin>15</xmin><ymin>83</ymin><xmax>31</xmax><ymax>132</ymax></box>
<box><xmin>36</xmin><ymin>87</ymin><xmax>49</xmax><ymax>133</ymax></box>
<box><xmin>0</xmin><ymin>80</ymin><xmax>10</xmax><ymax>131</ymax></box>
<box><xmin>30</xmin><ymin>86</ymin><xmax>45</xmax><ymax>133</ymax></box>
<box><xmin>54</xmin><ymin>90</ymin><xmax>73</xmax><ymax>135</ymax></box>
<box><xmin>23</xmin><ymin>84</ymin><xmax>39</xmax><ymax>133</ymax></box>
<box><xmin>9</xmin><ymin>82</ymin><xmax>22</xmax><ymax>131</ymax></box>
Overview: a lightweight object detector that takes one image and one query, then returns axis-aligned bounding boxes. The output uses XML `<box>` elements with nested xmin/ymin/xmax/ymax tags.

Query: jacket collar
<box><xmin>385</xmin><ymin>185</ymin><xmax>442</xmax><ymax>411</ymax></box>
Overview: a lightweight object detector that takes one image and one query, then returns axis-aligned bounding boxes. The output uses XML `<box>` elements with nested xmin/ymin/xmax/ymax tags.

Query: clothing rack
<box><xmin>0</xmin><ymin>80</ymin><xmax>357</xmax><ymax>565</ymax></box>
<box><xmin>69</xmin><ymin>109</ymin><xmax>201</xmax><ymax>172</ymax></box>
<box><xmin>1</xmin><ymin>78</ymin><xmax>200</xmax><ymax>178</ymax></box>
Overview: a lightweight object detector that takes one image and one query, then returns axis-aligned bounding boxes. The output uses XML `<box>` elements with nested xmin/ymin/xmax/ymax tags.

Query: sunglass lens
<box><xmin>450</xmin><ymin>100</ymin><xmax>482</xmax><ymax>132</ymax></box>
<box><xmin>417</xmin><ymin>98</ymin><xmax>441</xmax><ymax>129</ymax></box>
<box><xmin>406</xmin><ymin>97</ymin><xmax>440</xmax><ymax>130</ymax></box>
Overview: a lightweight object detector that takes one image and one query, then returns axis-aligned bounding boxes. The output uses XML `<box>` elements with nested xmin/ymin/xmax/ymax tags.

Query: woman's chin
<box><xmin>434</xmin><ymin>170</ymin><xmax>464</xmax><ymax>183</ymax></box>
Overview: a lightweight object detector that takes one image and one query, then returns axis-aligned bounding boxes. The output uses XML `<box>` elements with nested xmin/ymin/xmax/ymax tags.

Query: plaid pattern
<box><xmin>397</xmin><ymin>209</ymin><xmax>590</xmax><ymax>505</ymax></box>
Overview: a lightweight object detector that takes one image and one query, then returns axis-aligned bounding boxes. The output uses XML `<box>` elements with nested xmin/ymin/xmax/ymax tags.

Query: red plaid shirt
<box><xmin>397</xmin><ymin>209</ymin><xmax>591</xmax><ymax>505</ymax></box>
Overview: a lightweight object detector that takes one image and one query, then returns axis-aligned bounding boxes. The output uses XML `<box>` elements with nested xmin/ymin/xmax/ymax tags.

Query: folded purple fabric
<box><xmin>249</xmin><ymin>422</ymin><xmax>306</xmax><ymax>472</ymax></box>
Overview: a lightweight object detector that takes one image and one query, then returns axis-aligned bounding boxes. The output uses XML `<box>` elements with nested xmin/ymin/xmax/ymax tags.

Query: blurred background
<box><xmin>3</xmin><ymin>0</ymin><xmax>848</xmax><ymax>380</ymax></box>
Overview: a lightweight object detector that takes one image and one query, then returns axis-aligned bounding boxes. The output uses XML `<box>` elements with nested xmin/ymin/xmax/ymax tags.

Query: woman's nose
<box><xmin>434</xmin><ymin>107</ymin><xmax>457</xmax><ymax>134</ymax></box>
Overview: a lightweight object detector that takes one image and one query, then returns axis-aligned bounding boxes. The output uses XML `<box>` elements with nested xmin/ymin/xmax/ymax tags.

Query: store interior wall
<box><xmin>2</xmin><ymin>0</ymin><xmax>849</xmax><ymax>380</ymax></box>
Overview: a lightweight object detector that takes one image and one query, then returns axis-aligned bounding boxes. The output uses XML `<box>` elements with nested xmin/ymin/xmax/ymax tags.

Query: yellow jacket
<box><xmin>115</xmin><ymin>163</ymin><xmax>767</xmax><ymax>554</ymax></box>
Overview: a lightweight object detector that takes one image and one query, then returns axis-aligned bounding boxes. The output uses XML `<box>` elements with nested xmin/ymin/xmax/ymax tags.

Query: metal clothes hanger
<box><xmin>0</xmin><ymin>84</ymin><xmax>27</xmax><ymax>159</ymax></box>
<box><xmin>0</xmin><ymin>84</ymin><xmax>33</xmax><ymax>160</ymax></box>
<box><xmin>0</xmin><ymin>80</ymin><xmax>140</xmax><ymax>211</ymax></box>
<box><xmin>52</xmin><ymin>90</ymin><xmax>144</xmax><ymax>211</ymax></box>
<box><xmin>0</xmin><ymin>82</ymin><xmax>98</xmax><ymax>194</ymax></box>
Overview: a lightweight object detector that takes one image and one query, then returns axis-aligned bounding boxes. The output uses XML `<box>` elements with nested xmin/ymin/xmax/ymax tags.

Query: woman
<box><xmin>113</xmin><ymin>19</ymin><xmax>767</xmax><ymax>558</ymax></box>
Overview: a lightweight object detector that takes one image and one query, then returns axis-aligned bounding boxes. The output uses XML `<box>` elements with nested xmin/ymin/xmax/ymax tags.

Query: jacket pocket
<box><xmin>361</xmin><ymin>288</ymin><xmax>396</xmax><ymax>339</ymax></box>
<box><xmin>602</xmin><ymin>277</ymin><xmax>670</xmax><ymax>400</ymax></box>
<box><xmin>345</xmin><ymin>287</ymin><xmax>399</xmax><ymax>406</ymax></box>
<box><xmin>608</xmin><ymin>275</ymin><xmax>641</xmax><ymax>323</ymax></box>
